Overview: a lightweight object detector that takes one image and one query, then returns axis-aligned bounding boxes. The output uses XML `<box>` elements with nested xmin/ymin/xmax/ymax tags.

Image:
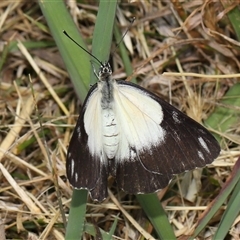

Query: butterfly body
<box><xmin>66</xmin><ymin>62</ymin><xmax>220</xmax><ymax>201</ymax></box>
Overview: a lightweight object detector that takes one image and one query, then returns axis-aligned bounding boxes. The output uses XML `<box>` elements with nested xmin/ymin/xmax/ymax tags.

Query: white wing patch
<box><xmin>198</xmin><ymin>150</ymin><xmax>204</xmax><ymax>160</ymax></box>
<box><xmin>198</xmin><ymin>137</ymin><xmax>210</xmax><ymax>153</ymax></box>
<box><xmin>84</xmin><ymin>86</ymin><xmax>103</xmax><ymax>158</ymax></box>
<box><xmin>75</xmin><ymin>172</ymin><xmax>78</xmax><ymax>182</ymax></box>
<box><xmin>84</xmin><ymin>80</ymin><xmax>165</xmax><ymax>161</ymax></box>
<box><xmin>172</xmin><ymin>111</ymin><xmax>181</xmax><ymax>124</ymax></box>
<box><xmin>113</xmin><ymin>82</ymin><xmax>165</xmax><ymax>160</ymax></box>
<box><xmin>70</xmin><ymin>157</ymin><xmax>74</xmax><ymax>177</ymax></box>
<box><xmin>77</xmin><ymin>126</ymin><xmax>81</xmax><ymax>137</ymax></box>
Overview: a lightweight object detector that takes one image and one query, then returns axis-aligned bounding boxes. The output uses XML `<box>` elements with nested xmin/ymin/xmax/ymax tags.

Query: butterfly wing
<box><xmin>114</xmin><ymin>80</ymin><xmax>220</xmax><ymax>194</ymax></box>
<box><xmin>67</xmin><ymin>78</ymin><xmax>220</xmax><ymax>199</ymax></box>
<box><xmin>66</xmin><ymin>84</ymin><xmax>108</xmax><ymax>201</ymax></box>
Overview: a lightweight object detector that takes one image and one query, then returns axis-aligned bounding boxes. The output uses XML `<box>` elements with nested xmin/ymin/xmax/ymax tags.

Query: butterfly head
<box><xmin>98</xmin><ymin>62</ymin><xmax>112</xmax><ymax>81</ymax></box>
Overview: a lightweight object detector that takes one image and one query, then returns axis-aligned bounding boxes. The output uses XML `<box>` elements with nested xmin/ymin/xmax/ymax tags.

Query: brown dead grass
<box><xmin>0</xmin><ymin>1</ymin><xmax>240</xmax><ymax>240</ymax></box>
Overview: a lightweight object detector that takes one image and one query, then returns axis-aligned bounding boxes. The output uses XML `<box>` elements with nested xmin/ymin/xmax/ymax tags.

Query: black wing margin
<box><xmin>66</xmin><ymin>85</ymin><xmax>108</xmax><ymax>202</ymax></box>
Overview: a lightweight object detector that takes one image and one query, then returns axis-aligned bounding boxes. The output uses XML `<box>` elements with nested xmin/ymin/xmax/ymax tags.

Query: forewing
<box><xmin>114</xmin><ymin>81</ymin><xmax>220</xmax><ymax>194</ymax></box>
<box><xmin>66</xmin><ymin>84</ymin><xmax>108</xmax><ymax>201</ymax></box>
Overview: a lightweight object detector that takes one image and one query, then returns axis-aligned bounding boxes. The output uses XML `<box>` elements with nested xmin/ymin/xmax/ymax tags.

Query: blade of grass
<box><xmin>8</xmin><ymin>40</ymin><xmax>55</xmax><ymax>52</ymax></box>
<box><xmin>0</xmin><ymin>41</ymin><xmax>9</xmax><ymax>73</ymax></box>
<box><xmin>90</xmin><ymin>0</ymin><xmax>117</xmax><ymax>85</ymax></box>
<box><xmin>107</xmin><ymin>215</ymin><xmax>119</xmax><ymax>240</ymax></box>
<box><xmin>190</xmin><ymin>157</ymin><xmax>240</xmax><ymax>238</ymax></box>
<box><xmin>137</xmin><ymin>194</ymin><xmax>176</xmax><ymax>240</ymax></box>
<box><xmin>24</xmin><ymin>13</ymin><xmax>49</xmax><ymax>33</ymax></box>
<box><xmin>222</xmin><ymin>0</ymin><xmax>240</xmax><ymax>41</ymax></box>
<box><xmin>213</xmin><ymin>158</ymin><xmax>240</xmax><ymax>239</ymax></box>
<box><xmin>204</xmin><ymin>83</ymin><xmax>240</xmax><ymax>146</ymax></box>
<box><xmin>84</xmin><ymin>214</ymin><xmax>119</xmax><ymax>239</ymax></box>
<box><xmin>84</xmin><ymin>220</ymin><xmax>117</xmax><ymax>239</ymax></box>
<box><xmin>194</xmin><ymin>84</ymin><xmax>240</xmax><ymax>238</ymax></box>
<box><xmin>39</xmin><ymin>0</ymin><xmax>90</xmax><ymax>103</ymax></box>
<box><xmin>65</xmin><ymin>189</ymin><xmax>88</xmax><ymax>239</ymax></box>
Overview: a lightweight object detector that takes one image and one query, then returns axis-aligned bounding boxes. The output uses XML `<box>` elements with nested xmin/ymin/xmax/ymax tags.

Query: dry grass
<box><xmin>0</xmin><ymin>1</ymin><xmax>240</xmax><ymax>240</ymax></box>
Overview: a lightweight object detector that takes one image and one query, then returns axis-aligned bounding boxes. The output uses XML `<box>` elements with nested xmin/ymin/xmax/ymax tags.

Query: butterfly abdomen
<box><xmin>102</xmin><ymin>108</ymin><xmax>119</xmax><ymax>159</ymax></box>
<box><xmin>101</xmin><ymin>80</ymin><xmax>120</xmax><ymax>159</ymax></box>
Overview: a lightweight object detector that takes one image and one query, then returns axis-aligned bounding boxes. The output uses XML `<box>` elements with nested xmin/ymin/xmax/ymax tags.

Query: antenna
<box><xmin>63</xmin><ymin>30</ymin><xmax>102</xmax><ymax>66</ymax></box>
<box><xmin>63</xmin><ymin>17</ymin><xmax>135</xmax><ymax>66</ymax></box>
<box><xmin>113</xmin><ymin>17</ymin><xmax>135</xmax><ymax>52</ymax></box>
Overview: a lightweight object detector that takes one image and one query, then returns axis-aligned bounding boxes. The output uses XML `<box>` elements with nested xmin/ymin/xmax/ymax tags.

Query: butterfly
<box><xmin>66</xmin><ymin>60</ymin><xmax>220</xmax><ymax>202</ymax></box>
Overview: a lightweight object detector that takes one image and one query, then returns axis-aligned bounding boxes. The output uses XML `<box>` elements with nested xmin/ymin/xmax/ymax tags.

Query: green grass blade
<box><xmin>190</xmin><ymin>63</ymin><xmax>240</xmax><ymax>239</ymax></box>
<box><xmin>84</xmin><ymin>221</ymin><xmax>117</xmax><ymax>239</ymax></box>
<box><xmin>137</xmin><ymin>194</ymin><xmax>176</xmax><ymax>240</ymax></box>
<box><xmin>213</xmin><ymin>158</ymin><xmax>240</xmax><ymax>239</ymax></box>
<box><xmin>191</xmin><ymin>158</ymin><xmax>240</xmax><ymax>238</ymax></box>
<box><xmin>92</xmin><ymin>1</ymin><xmax>117</xmax><ymax>60</ymax></box>
<box><xmin>0</xmin><ymin>41</ymin><xmax>9</xmax><ymax>73</ymax></box>
<box><xmin>107</xmin><ymin>215</ymin><xmax>119</xmax><ymax>240</ymax></box>
<box><xmin>82</xmin><ymin>212</ymin><xmax>118</xmax><ymax>238</ymax></box>
<box><xmin>9</xmin><ymin>40</ymin><xmax>55</xmax><ymax>52</ymax></box>
<box><xmin>39</xmin><ymin>0</ymin><xmax>90</xmax><ymax>103</ymax></box>
<box><xmin>65</xmin><ymin>190</ymin><xmax>88</xmax><ymax>239</ymax></box>
<box><xmin>223</xmin><ymin>1</ymin><xmax>240</xmax><ymax>41</ymax></box>
<box><xmin>90</xmin><ymin>0</ymin><xmax>118</xmax><ymax>84</ymax></box>
<box><xmin>204</xmin><ymin>83</ymin><xmax>240</xmax><ymax>146</ymax></box>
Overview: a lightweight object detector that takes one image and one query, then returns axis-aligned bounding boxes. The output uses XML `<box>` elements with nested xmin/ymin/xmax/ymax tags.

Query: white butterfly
<box><xmin>66</xmin><ymin>62</ymin><xmax>220</xmax><ymax>201</ymax></box>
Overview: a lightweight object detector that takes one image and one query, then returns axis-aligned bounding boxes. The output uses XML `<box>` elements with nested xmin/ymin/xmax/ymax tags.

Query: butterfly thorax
<box><xmin>100</xmin><ymin>78</ymin><xmax>113</xmax><ymax>109</ymax></box>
